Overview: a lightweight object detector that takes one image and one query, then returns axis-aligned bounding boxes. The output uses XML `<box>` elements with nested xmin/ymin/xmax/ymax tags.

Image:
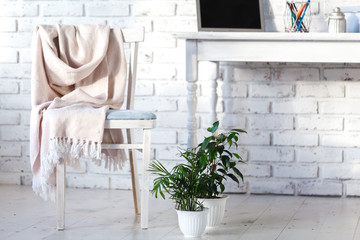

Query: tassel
<box><xmin>84</xmin><ymin>140</ymin><xmax>89</xmax><ymax>157</ymax></box>
<box><xmin>37</xmin><ymin>136</ymin><xmax>126</xmax><ymax>202</ymax></box>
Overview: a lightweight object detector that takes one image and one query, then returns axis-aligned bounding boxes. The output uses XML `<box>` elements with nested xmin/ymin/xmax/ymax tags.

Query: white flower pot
<box><xmin>199</xmin><ymin>195</ymin><xmax>229</xmax><ymax>228</ymax></box>
<box><xmin>176</xmin><ymin>208</ymin><xmax>208</xmax><ymax>238</ymax></box>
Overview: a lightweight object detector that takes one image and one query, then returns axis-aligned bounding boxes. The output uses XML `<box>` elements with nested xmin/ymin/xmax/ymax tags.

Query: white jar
<box><xmin>328</xmin><ymin>7</ymin><xmax>346</xmax><ymax>33</ymax></box>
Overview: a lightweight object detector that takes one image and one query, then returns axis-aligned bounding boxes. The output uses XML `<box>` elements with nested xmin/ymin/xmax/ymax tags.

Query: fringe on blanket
<box><xmin>32</xmin><ymin>137</ymin><xmax>124</xmax><ymax>202</ymax></box>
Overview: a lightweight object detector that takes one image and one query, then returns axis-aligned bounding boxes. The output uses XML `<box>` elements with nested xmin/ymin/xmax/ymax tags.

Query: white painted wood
<box><xmin>315</xmin><ymin>198</ymin><xmax>360</xmax><ymax>240</ymax></box>
<box><xmin>127</xmin><ymin>128</ymin><xmax>141</xmax><ymax>215</ymax></box>
<box><xmin>185</xmin><ymin>39</ymin><xmax>198</xmax><ymax>149</ymax></box>
<box><xmin>4</xmin><ymin>185</ymin><xmax>360</xmax><ymax>240</ymax></box>
<box><xmin>126</xmin><ymin>41</ymin><xmax>139</xmax><ymax>110</ymax></box>
<box><xmin>141</xmin><ymin>128</ymin><xmax>151</xmax><ymax>229</ymax></box>
<box><xmin>197</xmin><ymin>41</ymin><xmax>360</xmax><ymax>63</ymax></box>
<box><xmin>205</xmin><ymin>61</ymin><xmax>219</xmax><ymax>125</ymax></box>
<box><xmin>56</xmin><ymin>159</ymin><xmax>65</xmax><ymax>231</ymax></box>
<box><xmin>104</xmin><ymin>120</ymin><xmax>156</xmax><ymax>129</ymax></box>
<box><xmin>104</xmin><ymin>26</ymin><xmax>154</xmax><ymax>229</ymax></box>
<box><xmin>122</xmin><ymin>27</ymin><xmax>145</xmax><ymax>43</ymax></box>
<box><xmin>174</xmin><ymin>32</ymin><xmax>360</xmax><ymax>149</ymax></box>
<box><xmin>173</xmin><ymin>32</ymin><xmax>360</xmax><ymax>42</ymax></box>
<box><xmin>238</xmin><ymin>196</ymin><xmax>305</xmax><ymax>240</ymax></box>
<box><xmin>209</xmin><ymin>78</ymin><xmax>218</xmax><ymax>125</ymax></box>
<box><xmin>103</xmin><ymin>26</ymin><xmax>154</xmax><ymax>229</ymax></box>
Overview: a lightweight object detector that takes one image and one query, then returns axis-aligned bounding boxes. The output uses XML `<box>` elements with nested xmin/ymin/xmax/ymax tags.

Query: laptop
<box><xmin>196</xmin><ymin>0</ymin><xmax>265</xmax><ymax>32</ymax></box>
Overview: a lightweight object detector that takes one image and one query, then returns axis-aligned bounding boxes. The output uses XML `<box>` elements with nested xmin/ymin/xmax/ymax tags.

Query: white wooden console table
<box><xmin>173</xmin><ymin>32</ymin><xmax>360</xmax><ymax>149</ymax></box>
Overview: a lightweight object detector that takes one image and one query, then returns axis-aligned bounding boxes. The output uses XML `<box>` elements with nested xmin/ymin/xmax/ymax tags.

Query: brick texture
<box><xmin>297</xmin><ymin>181</ymin><xmax>343</xmax><ymax>196</ymax></box>
<box><xmin>0</xmin><ymin>0</ymin><xmax>358</xmax><ymax>197</ymax></box>
<box><xmin>274</xmin><ymin>164</ymin><xmax>318</xmax><ymax>179</ymax></box>
<box><xmin>346</xmin><ymin>181</ymin><xmax>360</xmax><ymax>196</ymax></box>
<box><xmin>250</xmin><ymin>180</ymin><xmax>295</xmax><ymax>195</ymax></box>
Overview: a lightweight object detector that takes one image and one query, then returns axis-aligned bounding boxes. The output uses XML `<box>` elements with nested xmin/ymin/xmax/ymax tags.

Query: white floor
<box><xmin>2</xmin><ymin>185</ymin><xmax>360</xmax><ymax>240</ymax></box>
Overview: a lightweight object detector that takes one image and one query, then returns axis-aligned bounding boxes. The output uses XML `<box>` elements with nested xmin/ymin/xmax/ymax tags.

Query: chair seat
<box><xmin>106</xmin><ymin>110</ymin><xmax>157</xmax><ymax>121</ymax></box>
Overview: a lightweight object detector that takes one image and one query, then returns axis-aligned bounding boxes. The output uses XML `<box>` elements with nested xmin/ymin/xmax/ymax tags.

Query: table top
<box><xmin>173</xmin><ymin>32</ymin><xmax>360</xmax><ymax>42</ymax></box>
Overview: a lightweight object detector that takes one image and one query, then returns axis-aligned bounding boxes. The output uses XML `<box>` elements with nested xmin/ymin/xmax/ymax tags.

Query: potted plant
<box><xmin>194</xmin><ymin>121</ymin><xmax>247</xmax><ymax>228</ymax></box>
<box><xmin>150</xmin><ymin>121</ymin><xmax>246</xmax><ymax>233</ymax></box>
<box><xmin>149</xmin><ymin>153</ymin><xmax>209</xmax><ymax>237</ymax></box>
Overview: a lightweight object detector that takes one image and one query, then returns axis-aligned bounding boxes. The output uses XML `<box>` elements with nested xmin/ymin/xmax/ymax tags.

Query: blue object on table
<box><xmin>346</xmin><ymin>12</ymin><xmax>359</xmax><ymax>33</ymax></box>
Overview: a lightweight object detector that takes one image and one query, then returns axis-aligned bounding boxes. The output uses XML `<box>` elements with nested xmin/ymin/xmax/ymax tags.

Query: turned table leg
<box><xmin>185</xmin><ymin>39</ymin><xmax>198</xmax><ymax>149</ymax></box>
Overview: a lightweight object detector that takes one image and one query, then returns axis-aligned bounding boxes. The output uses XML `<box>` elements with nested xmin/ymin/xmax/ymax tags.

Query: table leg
<box><xmin>186</xmin><ymin>40</ymin><xmax>198</xmax><ymax>149</ymax></box>
<box><xmin>206</xmin><ymin>62</ymin><xmax>219</xmax><ymax>125</ymax></box>
<box><xmin>199</xmin><ymin>61</ymin><xmax>219</xmax><ymax>127</ymax></box>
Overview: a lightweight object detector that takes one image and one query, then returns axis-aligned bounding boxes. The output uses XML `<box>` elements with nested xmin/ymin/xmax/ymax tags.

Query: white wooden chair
<box><xmin>56</xmin><ymin>27</ymin><xmax>156</xmax><ymax>230</ymax></box>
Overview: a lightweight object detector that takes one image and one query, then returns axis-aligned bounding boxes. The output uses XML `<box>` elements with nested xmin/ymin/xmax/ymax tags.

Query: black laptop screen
<box><xmin>198</xmin><ymin>0</ymin><xmax>263</xmax><ymax>31</ymax></box>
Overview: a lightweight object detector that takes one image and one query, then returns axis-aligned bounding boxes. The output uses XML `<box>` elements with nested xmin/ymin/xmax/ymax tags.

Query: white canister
<box><xmin>328</xmin><ymin>7</ymin><xmax>346</xmax><ymax>33</ymax></box>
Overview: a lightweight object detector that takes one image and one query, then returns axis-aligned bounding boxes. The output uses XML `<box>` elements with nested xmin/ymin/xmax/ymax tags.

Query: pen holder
<box><xmin>284</xmin><ymin>1</ymin><xmax>311</xmax><ymax>32</ymax></box>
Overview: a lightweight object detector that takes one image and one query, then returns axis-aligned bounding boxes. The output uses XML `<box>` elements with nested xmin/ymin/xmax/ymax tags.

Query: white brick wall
<box><xmin>297</xmin><ymin>148</ymin><xmax>342</xmax><ymax>163</ymax></box>
<box><xmin>297</xmin><ymin>181</ymin><xmax>343</xmax><ymax>196</ymax></box>
<box><xmin>1</xmin><ymin>0</ymin><xmax>360</xmax><ymax>198</ymax></box>
<box><xmin>274</xmin><ymin>164</ymin><xmax>318</xmax><ymax>179</ymax></box>
<box><xmin>273</xmin><ymin>132</ymin><xmax>318</xmax><ymax>147</ymax></box>
<box><xmin>297</xmin><ymin>116</ymin><xmax>343</xmax><ymax>131</ymax></box>
<box><xmin>250</xmin><ymin>147</ymin><xmax>294</xmax><ymax>163</ymax></box>
<box><xmin>250</xmin><ymin>180</ymin><xmax>295</xmax><ymax>195</ymax></box>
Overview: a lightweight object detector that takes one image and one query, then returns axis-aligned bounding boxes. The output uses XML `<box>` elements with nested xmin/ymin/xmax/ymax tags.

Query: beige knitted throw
<box><xmin>30</xmin><ymin>25</ymin><xmax>127</xmax><ymax>201</ymax></box>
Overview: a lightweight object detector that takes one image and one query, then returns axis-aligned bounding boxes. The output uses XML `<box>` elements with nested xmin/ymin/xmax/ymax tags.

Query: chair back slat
<box><xmin>126</xmin><ymin>42</ymin><xmax>139</xmax><ymax>110</ymax></box>
<box><xmin>122</xmin><ymin>27</ymin><xmax>144</xmax><ymax>110</ymax></box>
<box><xmin>122</xmin><ymin>28</ymin><xmax>145</xmax><ymax>43</ymax></box>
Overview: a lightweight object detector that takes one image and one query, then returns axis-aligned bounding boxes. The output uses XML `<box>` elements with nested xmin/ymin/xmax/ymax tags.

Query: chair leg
<box><xmin>141</xmin><ymin>128</ymin><xmax>151</xmax><ymax>229</ymax></box>
<box><xmin>56</xmin><ymin>158</ymin><xmax>66</xmax><ymax>230</ymax></box>
<box><xmin>127</xmin><ymin>129</ymin><xmax>141</xmax><ymax>215</ymax></box>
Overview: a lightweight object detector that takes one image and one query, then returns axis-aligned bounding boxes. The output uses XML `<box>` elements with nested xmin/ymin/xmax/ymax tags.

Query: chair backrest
<box><xmin>121</xmin><ymin>27</ymin><xmax>145</xmax><ymax>111</ymax></box>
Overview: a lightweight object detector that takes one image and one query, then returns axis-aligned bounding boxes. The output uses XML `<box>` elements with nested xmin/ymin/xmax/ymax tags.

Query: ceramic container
<box><xmin>176</xmin><ymin>208</ymin><xmax>208</xmax><ymax>238</ymax></box>
<box><xmin>328</xmin><ymin>7</ymin><xmax>346</xmax><ymax>33</ymax></box>
<box><xmin>198</xmin><ymin>195</ymin><xmax>229</xmax><ymax>228</ymax></box>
